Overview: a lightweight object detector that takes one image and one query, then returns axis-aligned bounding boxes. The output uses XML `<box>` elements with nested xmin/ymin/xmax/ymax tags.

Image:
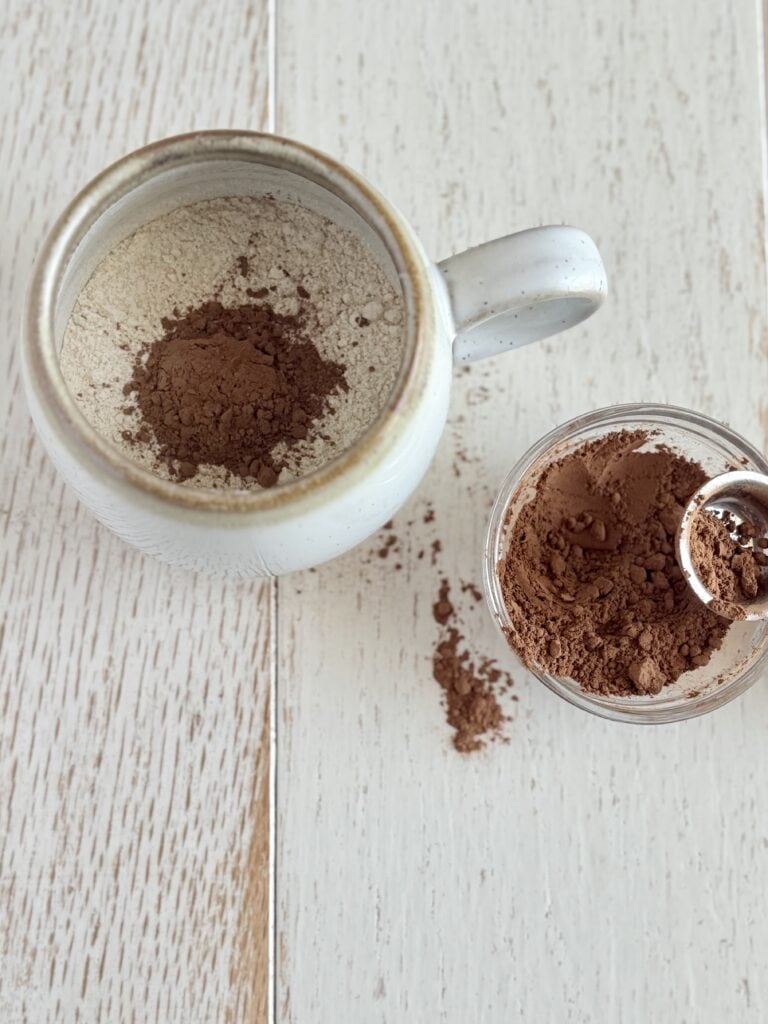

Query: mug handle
<box><xmin>437</xmin><ymin>225</ymin><xmax>607</xmax><ymax>364</ymax></box>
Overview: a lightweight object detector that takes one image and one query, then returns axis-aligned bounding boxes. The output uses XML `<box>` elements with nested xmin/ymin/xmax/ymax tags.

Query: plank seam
<box><xmin>269</xmin><ymin>1</ymin><xmax>279</xmax><ymax>1019</ymax></box>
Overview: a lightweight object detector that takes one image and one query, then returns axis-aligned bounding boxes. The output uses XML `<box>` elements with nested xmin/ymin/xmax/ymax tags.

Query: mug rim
<box><xmin>23</xmin><ymin>130</ymin><xmax>438</xmax><ymax>515</ymax></box>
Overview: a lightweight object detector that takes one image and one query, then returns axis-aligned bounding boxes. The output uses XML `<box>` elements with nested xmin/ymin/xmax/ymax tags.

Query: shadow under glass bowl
<box><xmin>483</xmin><ymin>403</ymin><xmax>768</xmax><ymax>724</ymax></box>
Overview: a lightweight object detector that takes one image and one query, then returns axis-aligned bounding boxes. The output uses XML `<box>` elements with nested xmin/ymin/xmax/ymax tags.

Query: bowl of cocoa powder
<box><xmin>484</xmin><ymin>404</ymin><xmax>768</xmax><ymax>722</ymax></box>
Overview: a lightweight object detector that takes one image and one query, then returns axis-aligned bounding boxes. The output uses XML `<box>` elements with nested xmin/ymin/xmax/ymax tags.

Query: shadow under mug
<box><xmin>22</xmin><ymin>130</ymin><xmax>607</xmax><ymax>577</ymax></box>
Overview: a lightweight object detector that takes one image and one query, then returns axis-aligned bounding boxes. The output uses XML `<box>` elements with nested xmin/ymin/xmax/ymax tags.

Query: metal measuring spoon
<box><xmin>676</xmin><ymin>471</ymin><xmax>768</xmax><ymax>620</ymax></box>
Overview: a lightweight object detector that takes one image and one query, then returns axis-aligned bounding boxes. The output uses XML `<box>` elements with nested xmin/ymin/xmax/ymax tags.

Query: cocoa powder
<box><xmin>690</xmin><ymin>508</ymin><xmax>768</xmax><ymax>617</ymax></box>
<box><xmin>499</xmin><ymin>431</ymin><xmax>731</xmax><ymax>696</ymax></box>
<box><xmin>432</xmin><ymin>579</ymin><xmax>515</xmax><ymax>752</ymax></box>
<box><xmin>124</xmin><ymin>299</ymin><xmax>347</xmax><ymax>485</ymax></box>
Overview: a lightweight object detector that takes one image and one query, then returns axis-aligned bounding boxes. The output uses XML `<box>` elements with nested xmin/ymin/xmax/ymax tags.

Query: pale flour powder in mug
<box><xmin>60</xmin><ymin>196</ymin><xmax>405</xmax><ymax>487</ymax></box>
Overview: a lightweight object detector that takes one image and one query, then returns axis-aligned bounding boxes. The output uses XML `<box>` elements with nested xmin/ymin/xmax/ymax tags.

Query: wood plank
<box><xmin>0</xmin><ymin>1</ymin><xmax>274</xmax><ymax>1020</ymax></box>
<box><xmin>275</xmin><ymin>0</ymin><xmax>768</xmax><ymax>1020</ymax></box>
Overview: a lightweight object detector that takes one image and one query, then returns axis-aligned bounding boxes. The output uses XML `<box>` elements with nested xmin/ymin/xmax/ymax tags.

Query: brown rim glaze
<box><xmin>24</xmin><ymin>131</ymin><xmax>438</xmax><ymax>515</ymax></box>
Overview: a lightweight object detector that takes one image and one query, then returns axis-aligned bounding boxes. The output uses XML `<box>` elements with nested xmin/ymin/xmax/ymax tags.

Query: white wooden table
<box><xmin>2</xmin><ymin>1</ymin><xmax>768</xmax><ymax>1020</ymax></box>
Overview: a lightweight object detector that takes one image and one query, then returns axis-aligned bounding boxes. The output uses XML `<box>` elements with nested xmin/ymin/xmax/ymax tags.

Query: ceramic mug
<box><xmin>23</xmin><ymin>131</ymin><xmax>606</xmax><ymax>576</ymax></box>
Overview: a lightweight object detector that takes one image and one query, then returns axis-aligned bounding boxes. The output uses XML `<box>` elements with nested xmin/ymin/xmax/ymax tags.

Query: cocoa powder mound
<box><xmin>124</xmin><ymin>299</ymin><xmax>347</xmax><ymax>484</ymax></box>
<box><xmin>499</xmin><ymin>431</ymin><xmax>731</xmax><ymax>696</ymax></box>
<box><xmin>432</xmin><ymin>580</ymin><xmax>514</xmax><ymax>752</ymax></box>
<box><xmin>690</xmin><ymin>508</ymin><xmax>768</xmax><ymax>617</ymax></box>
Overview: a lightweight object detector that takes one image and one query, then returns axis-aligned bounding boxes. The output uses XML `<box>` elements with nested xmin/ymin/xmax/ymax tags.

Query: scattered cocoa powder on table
<box><xmin>499</xmin><ymin>430</ymin><xmax>731</xmax><ymax>696</ymax></box>
<box><xmin>368</xmin><ymin>502</ymin><xmax>515</xmax><ymax>753</ymax></box>
<box><xmin>123</xmin><ymin>299</ymin><xmax>347</xmax><ymax>485</ymax></box>
<box><xmin>432</xmin><ymin>579</ymin><xmax>515</xmax><ymax>752</ymax></box>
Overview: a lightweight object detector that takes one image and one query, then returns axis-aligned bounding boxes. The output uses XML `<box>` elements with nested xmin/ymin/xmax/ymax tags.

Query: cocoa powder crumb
<box><xmin>432</xmin><ymin>579</ymin><xmax>454</xmax><ymax>625</ymax></box>
<box><xmin>499</xmin><ymin>430</ymin><xmax>730</xmax><ymax>696</ymax></box>
<box><xmin>460</xmin><ymin>580</ymin><xmax>484</xmax><ymax>603</ymax></box>
<box><xmin>377</xmin><ymin>534</ymin><xmax>399</xmax><ymax>559</ymax></box>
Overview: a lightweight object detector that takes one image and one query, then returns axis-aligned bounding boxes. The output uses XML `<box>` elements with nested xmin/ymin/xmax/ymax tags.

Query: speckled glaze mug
<box><xmin>22</xmin><ymin>131</ymin><xmax>607</xmax><ymax>576</ymax></box>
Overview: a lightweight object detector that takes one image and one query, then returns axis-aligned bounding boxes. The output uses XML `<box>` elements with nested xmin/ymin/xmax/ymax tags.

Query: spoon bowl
<box><xmin>676</xmin><ymin>471</ymin><xmax>768</xmax><ymax>621</ymax></box>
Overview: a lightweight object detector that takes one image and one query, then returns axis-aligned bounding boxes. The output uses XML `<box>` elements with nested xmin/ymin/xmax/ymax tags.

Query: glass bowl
<box><xmin>483</xmin><ymin>404</ymin><xmax>768</xmax><ymax>723</ymax></box>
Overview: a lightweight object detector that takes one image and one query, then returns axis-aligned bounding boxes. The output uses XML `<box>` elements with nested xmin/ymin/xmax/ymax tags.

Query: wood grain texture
<box><xmin>4</xmin><ymin>0</ymin><xmax>768</xmax><ymax>1021</ymax></box>
<box><xmin>0</xmin><ymin>1</ymin><xmax>274</xmax><ymax>1020</ymax></box>
<box><xmin>275</xmin><ymin>1</ymin><xmax>768</xmax><ymax>1021</ymax></box>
